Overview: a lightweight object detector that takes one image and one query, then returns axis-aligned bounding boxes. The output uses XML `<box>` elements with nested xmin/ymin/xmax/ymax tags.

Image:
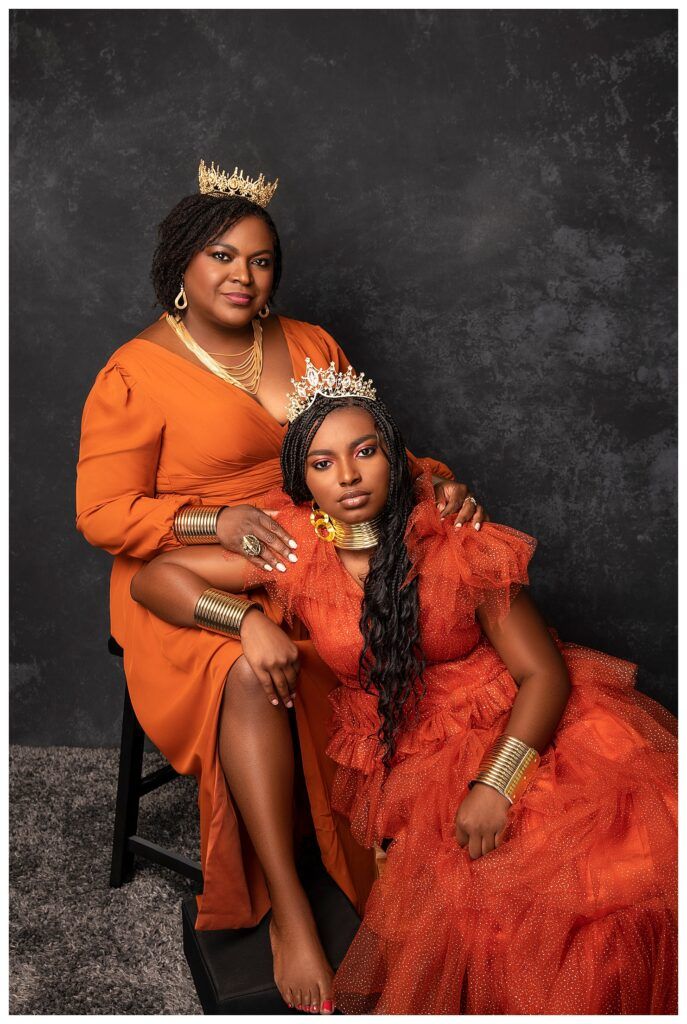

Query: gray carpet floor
<box><xmin>10</xmin><ymin>744</ymin><xmax>203</xmax><ymax>1014</ymax></box>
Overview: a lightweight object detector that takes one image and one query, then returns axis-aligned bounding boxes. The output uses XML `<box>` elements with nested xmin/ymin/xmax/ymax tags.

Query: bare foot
<box><xmin>269</xmin><ymin>892</ymin><xmax>334</xmax><ymax>1014</ymax></box>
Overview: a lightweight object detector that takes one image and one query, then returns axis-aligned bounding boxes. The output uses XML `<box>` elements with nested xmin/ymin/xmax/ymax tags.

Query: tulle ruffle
<box><xmin>402</xmin><ymin>470</ymin><xmax>538</xmax><ymax>629</ymax></box>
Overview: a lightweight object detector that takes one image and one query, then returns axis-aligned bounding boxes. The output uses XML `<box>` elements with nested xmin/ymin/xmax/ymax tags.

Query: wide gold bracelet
<box><xmin>173</xmin><ymin>505</ymin><xmax>226</xmax><ymax>545</ymax></box>
<box><xmin>193</xmin><ymin>588</ymin><xmax>262</xmax><ymax>639</ymax></box>
<box><xmin>468</xmin><ymin>733</ymin><xmax>541</xmax><ymax>805</ymax></box>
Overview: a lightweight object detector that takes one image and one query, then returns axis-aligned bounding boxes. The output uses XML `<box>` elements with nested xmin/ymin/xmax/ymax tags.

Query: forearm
<box><xmin>131</xmin><ymin>550</ymin><xmax>298</xmax><ymax>710</ymax></box>
<box><xmin>130</xmin><ymin>542</ymin><xmax>254</xmax><ymax>625</ymax></box>
<box><xmin>76</xmin><ymin>493</ymin><xmax>204</xmax><ymax>559</ymax></box>
<box><xmin>503</xmin><ymin>669</ymin><xmax>571</xmax><ymax>753</ymax></box>
<box><xmin>130</xmin><ymin>561</ymin><xmax>211</xmax><ymax>626</ymax></box>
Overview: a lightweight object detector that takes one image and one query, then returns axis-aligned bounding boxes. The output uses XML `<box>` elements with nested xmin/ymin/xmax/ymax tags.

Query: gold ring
<box><xmin>241</xmin><ymin>534</ymin><xmax>262</xmax><ymax>557</ymax></box>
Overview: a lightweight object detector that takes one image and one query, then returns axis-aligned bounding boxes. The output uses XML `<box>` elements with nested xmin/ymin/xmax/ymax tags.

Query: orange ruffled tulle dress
<box><xmin>76</xmin><ymin>316</ymin><xmax>453</xmax><ymax>931</ymax></box>
<box><xmin>244</xmin><ymin>471</ymin><xmax>678</xmax><ymax>1016</ymax></box>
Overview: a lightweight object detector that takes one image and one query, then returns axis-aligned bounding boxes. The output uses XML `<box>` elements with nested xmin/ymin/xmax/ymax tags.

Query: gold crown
<box><xmin>198</xmin><ymin>159</ymin><xmax>279</xmax><ymax>208</ymax></box>
<box><xmin>286</xmin><ymin>358</ymin><xmax>377</xmax><ymax>423</ymax></box>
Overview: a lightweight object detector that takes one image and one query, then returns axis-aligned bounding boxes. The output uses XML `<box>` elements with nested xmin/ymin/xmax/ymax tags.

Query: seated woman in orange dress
<box><xmin>75</xmin><ymin>160</ymin><xmax>484</xmax><ymax>1013</ymax></box>
<box><xmin>129</xmin><ymin>361</ymin><xmax>678</xmax><ymax>1015</ymax></box>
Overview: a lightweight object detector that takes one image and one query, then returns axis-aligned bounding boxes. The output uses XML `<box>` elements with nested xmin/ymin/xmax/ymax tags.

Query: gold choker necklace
<box><xmin>310</xmin><ymin>504</ymin><xmax>382</xmax><ymax>549</ymax></box>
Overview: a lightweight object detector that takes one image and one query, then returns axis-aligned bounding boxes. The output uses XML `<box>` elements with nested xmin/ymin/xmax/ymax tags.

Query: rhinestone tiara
<box><xmin>286</xmin><ymin>358</ymin><xmax>377</xmax><ymax>423</ymax></box>
<box><xmin>198</xmin><ymin>159</ymin><xmax>279</xmax><ymax>208</ymax></box>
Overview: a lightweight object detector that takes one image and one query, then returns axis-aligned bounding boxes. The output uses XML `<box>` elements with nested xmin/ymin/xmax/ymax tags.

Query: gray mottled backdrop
<box><xmin>10</xmin><ymin>10</ymin><xmax>676</xmax><ymax>745</ymax></box>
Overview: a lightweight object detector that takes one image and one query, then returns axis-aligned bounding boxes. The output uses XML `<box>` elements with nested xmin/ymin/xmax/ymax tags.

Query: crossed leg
<box><xmin>218</xmin><ymin>655</ymin><xmax>334</xmax><ymax>1014</ymax></box>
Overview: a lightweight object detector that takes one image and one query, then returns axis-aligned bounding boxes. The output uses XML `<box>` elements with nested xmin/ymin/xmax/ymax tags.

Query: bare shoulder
<box><xmin>134</xmin><ymin>316</ymin><xmax>178</xmax><ymax>351</ymax></box>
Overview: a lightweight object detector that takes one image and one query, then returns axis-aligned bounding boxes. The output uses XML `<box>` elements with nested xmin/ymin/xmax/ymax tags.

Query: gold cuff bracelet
<box><xmin>193</xmin><ymin>588</ymin><xmax>261</xmax><ymax>639</ymax></box>
<box><xmin>173</xmin><ymin>505</ymin><xmax>225</xmax><ymax>545</ymax></box>
<box><xmin>468</xmin><ymin>733</ymin><xmax>541</xmax><ymax>805</ymax></box>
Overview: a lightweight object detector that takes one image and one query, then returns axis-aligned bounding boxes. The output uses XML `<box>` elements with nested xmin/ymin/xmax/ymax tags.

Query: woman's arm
<box><xmin>130</xmin><ymin>545</ymin><xmax>252</xmax><ymax>619</ymax></box>
<box><xmin>454</xmin><ymin>589</ymin><xmax>571</xmax><ymax>861</ymax></box>
<box><xmin>477</xmin><ymin>590</ymin><xmax>571</xmax><ymax>751</ymax></box>
<box><xmin>76</xmin><ymin>362</ymin><xmax>200</xmax><ymax>559</ymax></box>
<box><xmin>130</xmin><ymin>546</ymin><xmax>299</xmax><ymax>708</ymax></box>
<box><xmin>76</xmin><ymin>361</ymin><xmax>298</xmax><ymax>567</ymax></box>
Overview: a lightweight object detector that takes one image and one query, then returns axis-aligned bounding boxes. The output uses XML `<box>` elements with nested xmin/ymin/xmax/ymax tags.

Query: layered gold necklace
<box><xmin>165</xmin><ymin>313</ymin><xmax>264</xmax><ymax>394</ymax></box>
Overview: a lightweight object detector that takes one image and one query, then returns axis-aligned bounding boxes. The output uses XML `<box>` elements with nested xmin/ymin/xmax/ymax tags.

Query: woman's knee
<box><xmin>224</xmin><ymin>655</ymin><xmax>266</xmax><ymax>706</ymax></box>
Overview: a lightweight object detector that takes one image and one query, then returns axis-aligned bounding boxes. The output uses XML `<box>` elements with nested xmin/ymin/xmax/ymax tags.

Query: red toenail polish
<box><xmin>322</xmin><ymin>1000</ymin><xmax>333</xmax><ymax>1012</ymax></box>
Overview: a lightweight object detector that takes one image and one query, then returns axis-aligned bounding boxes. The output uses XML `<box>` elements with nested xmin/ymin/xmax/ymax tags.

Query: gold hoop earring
<box><xmin>258</xmin><ymin>304</ymin><xmax>270</xmax><ymax>319</ymax></box>
<box><xmin>174</xmin><ymin>282</ymin><xmax>188</xmax><ymax>310</ymax></box>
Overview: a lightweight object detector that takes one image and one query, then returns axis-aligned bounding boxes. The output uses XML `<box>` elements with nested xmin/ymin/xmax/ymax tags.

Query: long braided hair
<box><xmin>281</xmin><ymin>395</ymin><xmax>426</xmax><ymax>766</ymax></box>
<box><xmin>150</xmin><ymin>193</ymin><xmax>282</xmax><ymax>313</ymax></box>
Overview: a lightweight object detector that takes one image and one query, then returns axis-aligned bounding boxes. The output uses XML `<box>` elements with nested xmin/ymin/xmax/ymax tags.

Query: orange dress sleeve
<box><xmin>75</xmin><ymin>360</ymin><xmax>204</xmax><ymax>559</ymax></box>
<box><xmin>315</xmin><ymin>325</ymin><xmax>455</xmax><ymax>483</ymax></box>
<box><xmin>402</xmin><ymin>470</ymin><xmax>537</xmax><ymax>629</ymax></box>
<box><xmin>406</xmin><ymin>451</ymin><xmax>455</xmax><ymax>482</ymax></box>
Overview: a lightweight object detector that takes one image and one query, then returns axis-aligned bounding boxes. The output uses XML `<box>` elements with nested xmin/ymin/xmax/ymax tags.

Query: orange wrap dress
<box><xmin>75</xmin><ymin>315</ymin><xmax>454</xmax><ymax>930</ymax></box>
<box><xmin>242</xmin><ymin>471</ymin><xmax>678</xmax><ymax>1014</ymax></box>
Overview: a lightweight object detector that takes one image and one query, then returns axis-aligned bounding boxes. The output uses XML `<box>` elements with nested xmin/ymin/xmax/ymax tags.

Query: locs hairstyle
<box><xmin>281</xmin><ymin>395</ymin><xmax>427</xmax><ymax>766</ymax></box>
<box><xmin>150</xmin><ymin>193</ymin><xmax>283</xmax><ymax>313</ymax></box>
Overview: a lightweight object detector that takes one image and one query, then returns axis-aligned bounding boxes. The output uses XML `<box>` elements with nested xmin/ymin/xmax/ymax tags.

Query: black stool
<box><xmin>108</xmin><ymin>636</ymin><xmax>203</xmax><ymax>888</ymax></box>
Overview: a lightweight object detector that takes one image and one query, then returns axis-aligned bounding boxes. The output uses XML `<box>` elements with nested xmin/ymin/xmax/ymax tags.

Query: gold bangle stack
<box><xmin>173</xmin><ymin>505</ymin><xmax>225</xmax><ymax>545</ymax></box>
<box><xmin>194</xmin><ymin>588</ymin><xmax>261</xmax><ymax>639</ymax></box>
<box><xmin>468</xmin><ymin>734</ymin><xmax>541</xmax><ymax>805</ymax></box>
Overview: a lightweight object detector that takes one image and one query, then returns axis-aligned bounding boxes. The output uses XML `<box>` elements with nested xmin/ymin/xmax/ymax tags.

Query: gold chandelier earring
<box><xmin>174</xmin><ymin>281</ymin><xmax>188</xmax><ymax>311</ymax></box>
<box><xmin>258</xmin><ymin>304</ymin><xmax>270</xmax><ymax>319</ymax></box>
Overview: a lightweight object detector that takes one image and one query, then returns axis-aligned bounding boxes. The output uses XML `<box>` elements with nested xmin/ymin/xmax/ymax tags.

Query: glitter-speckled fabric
<box><xmin>245</xmin><ymin>471</ymin><xmax>678</xmax><ymax>1014</ymax></box>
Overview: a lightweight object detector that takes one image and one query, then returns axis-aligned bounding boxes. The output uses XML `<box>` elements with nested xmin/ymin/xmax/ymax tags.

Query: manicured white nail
<box><xmin>276</xmin><ymin>562</ymin><xmax>286</xmax><ymax>572</ymax></box>
<box><xmin>263</xmin><ymin>563</ymin><xmax>273</xmax><ymax>571</ymax></box>
<box><xmin>288</xmin><ymin>539</ymin><xmax>298</xmax><ymax>549</ymax></box>
<box><xmin>288</xmin><ymin>553</ymin><xmax>298</xmax><ymax>562</ymax></box>
<box><xmin>455</xmin><ymin>521</ymin><xmax>462</xmax><ymax>528</ymax></box>
<box><xmin>286</xmin><ymin>700</ymin><xmax>294</xmax><ymax>709</ymax></box>
<box><xmin>271</xmin><ymin>699</ymin><xmax>279</xmax><ymax>706</ymax></box>
<box><xmin>474</xmin><ymin>522</ymin><xmax>481</xmax><ymax>531</ymax></box>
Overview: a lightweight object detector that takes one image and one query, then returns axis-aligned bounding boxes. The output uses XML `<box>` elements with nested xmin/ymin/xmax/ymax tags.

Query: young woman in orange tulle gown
<box><xmin>130</xmin><ymin>364</ymin><xmax>678</xmax><ymax>1015</ymax></box>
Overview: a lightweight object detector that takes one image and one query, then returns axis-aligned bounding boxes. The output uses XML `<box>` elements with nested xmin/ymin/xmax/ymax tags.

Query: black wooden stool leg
<box><xmin>110</xmin><ymin>685</ymin><xmax>145</xmax><ymax>887</ymax></box>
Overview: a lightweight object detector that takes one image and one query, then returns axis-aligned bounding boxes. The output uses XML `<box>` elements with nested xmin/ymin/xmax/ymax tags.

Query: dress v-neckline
<box><xmin>131</xmin><ymin>314</ymin><xmax>299</xmax><ymax>429</ymax></box>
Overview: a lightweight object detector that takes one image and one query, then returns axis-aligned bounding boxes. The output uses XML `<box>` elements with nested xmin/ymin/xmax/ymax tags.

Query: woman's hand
<box><xmin>239</xmin><ymin>608</ymin><xmax>300</xmax><ymax>710</ymax></box>
<box><xmin>454</xmin><ymin>782</ymin><xmax>511</xmax><ymax>860</ymax></box>
<box><xmin>433</xmin><ymin>479</ymin><xmax>489</xmax><ymax>531</ymax></box>
<box><xmin>216</xmin><ymin>505</ymin><xmax>298</xmax><ymax>573</ymax></box>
